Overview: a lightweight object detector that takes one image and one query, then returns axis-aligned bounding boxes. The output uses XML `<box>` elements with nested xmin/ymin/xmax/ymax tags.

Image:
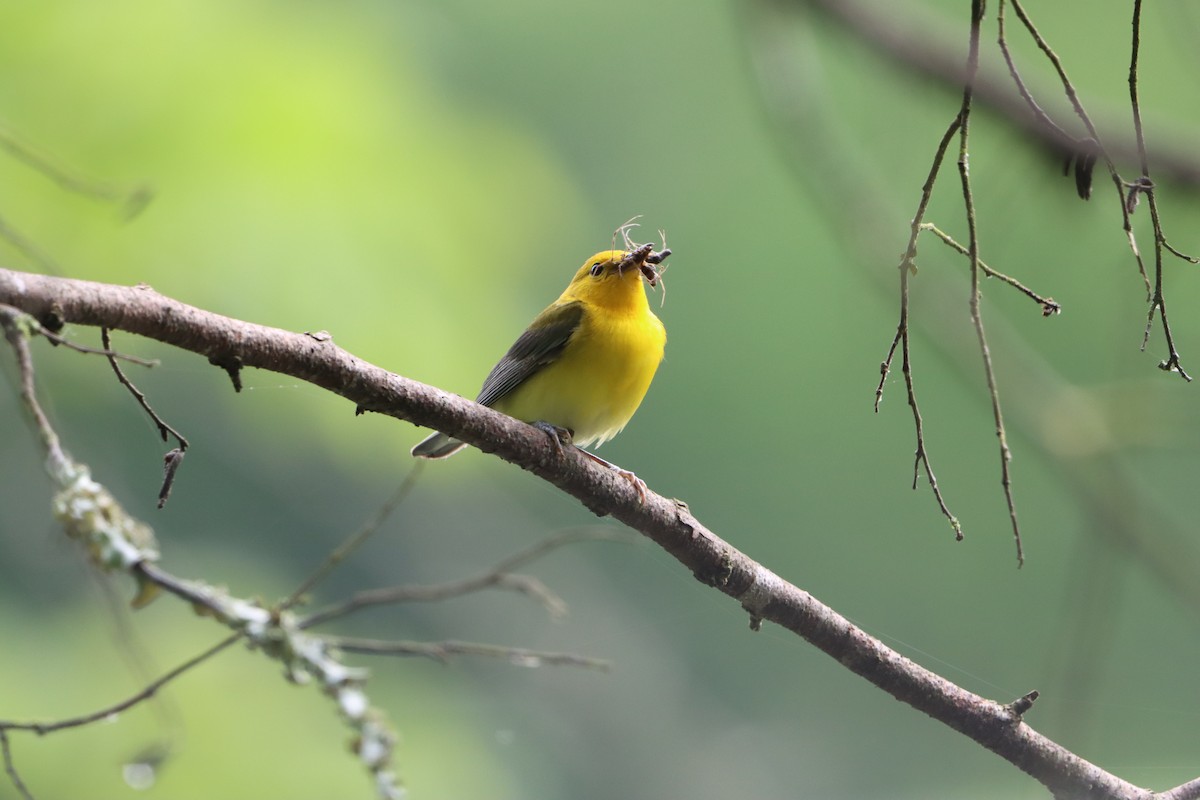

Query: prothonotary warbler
<box><xmin>412</xmin><ymin>239</ymin><xmax>670</xmax><ymax>497</ymax></box>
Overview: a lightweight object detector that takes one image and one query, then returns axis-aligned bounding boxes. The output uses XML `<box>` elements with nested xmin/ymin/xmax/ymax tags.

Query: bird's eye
<box><xmin>589</xmin><ymin>262</ymin><xmax>604</xmax><ymax>277</ymax></box>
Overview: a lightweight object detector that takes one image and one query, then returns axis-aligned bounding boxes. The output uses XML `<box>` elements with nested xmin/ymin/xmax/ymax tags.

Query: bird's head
<box><xmin>563</xmin><ymin>244</ymin><xmax>672</xmax><ymax>309</ymax></box>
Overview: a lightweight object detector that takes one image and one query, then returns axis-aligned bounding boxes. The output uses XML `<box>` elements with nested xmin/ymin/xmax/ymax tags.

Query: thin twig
<box><xmin>40</xmin><ymin>330</ymin><xmax>158</xmax><ymax>366</ymax></box>
<box><xmin>300</xmin><ymin>528</ymin><xmax>635</xmax><ymax>629</ymax></box>
<box><xmin>1</xmin><ymin>307</ymin><xmax>71</xmax><ymax>473</ymax></box>
<box><xmin>1004</xmin><ymin>0</ymin><xmax>1197</xmax><ymax>380</ymax></box>
<box><xmin>961</xmin><ymin>0</ymin><xmax>1024</xmax><ymax>566</ymax></box>
<box><xmin>995</xmin><ymin>0</ymin><xmax>1102</xmax><ymax>205</ymax></box>
<box><xmin>1160</xmin><ymin>237</ymin><xmax>1198</xmax><ymax>264</ymax></box>
<box><xmin>1006</xmin><ymin>0</ymin><xmax>1097</xmax><ymax>141</ymax></box>
<box><xmin>1140</xmin><ymin>194</ymin><xmax>1191</xmax><ymax>381</ymax></box>
<box><xmin>1127</xmin><ymin>0</ymin><xmax>1151</xmax><ymax>179</ymax></box>
<box><xmin>90</xmin><ymin>569</ymin><xmax>183</xmax><ymax>752</ymax></box>
<box><xmin>1010</xmin><ymin>0</ymin><xmax>1200</xmax><ymax>382</ymax></box>
<box><xmin>13</xmin><ymin>312</ymin><xmax>157</xmax><ymax>367</ymax></box>
<box><xmin>101</xmin><ymin>327</ymin><xmax>189</xmax><ymax>449</ymax></box>
<box><xmin>0</xmin><ymin>124</ymin><xmax>152</xmax><ymax>220</ymax></box>
<box><xmin>1127</xmin><ymin>0</ymin><xmax>1196</xmax><ymax>381</ymax></box>
<box><xmin>1007</xmin><ymin>0</ymin><xmax>1154</xmax><ymax>299</ymax></box>
<box><xmin>875</xmin><ymin>115</ymin><xmax>963</xmax><ymax>541</ymax></box>
<box><xmin>325</xmin><ymin>637</ymin><xmax>611</xmax><ymax>671</ymax></box>
<box><xmin>132</xmin><ymin>562</ymin><xmax>239</xmax><ymax>619</ymax></box>
<box><xmin>920</xmin><ymin>224</ymin><xmax>1060</xmax><ymax>316</ymax></box>
<box><xmin>995</xmin><ymin>0</ymin><xmax>1073</xmax><ymax>145</ymax></box>
<box><xmin>0</xmin><ymin>213</ymin><xmax>63</xmax><ymax>276</ymax></box>
<box><xmin>279</xmin><ymin>465</ymin><xmax>425</xmax><ymax>612</ymax></box>
<box><xmin>0</xmin><ymin>636</ymin><xmax>239</xmax><ymax>736</ymax></box>
<box><xmin>0</xmin><ymin>730</ymin><xmax>35</xmax><ymax>800</ymax></box>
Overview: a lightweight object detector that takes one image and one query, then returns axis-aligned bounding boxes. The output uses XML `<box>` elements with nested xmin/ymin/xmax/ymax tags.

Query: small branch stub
<box><xmin>208</xmin><ymin>353</ymin><xmax>244</xmax><ymax>392</ymax></box>
<box><xmin>1006</xmin><ymin>690</ymin><xmax>1039</xmax><ymax>719</ymax></box>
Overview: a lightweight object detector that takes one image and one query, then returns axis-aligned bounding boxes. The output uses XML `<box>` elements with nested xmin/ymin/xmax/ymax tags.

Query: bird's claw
<box><xmin>532</xmin><ymin>422</ymin><xmax>649</xmax><ymax>504</ymax></box>
<box><xmin>532</xmin><ymin>420</ymin><xmax>573</xmax><ymax>457</ymax></box>
<box><xmin>614</xmin><ymin>468</ymin><xmax>648</xmax><ymax>504</ymax></box>
<box><xmin>577</xmin><ymin>448</ymin><xmax>648</xmax><ymax>504</ymax></box>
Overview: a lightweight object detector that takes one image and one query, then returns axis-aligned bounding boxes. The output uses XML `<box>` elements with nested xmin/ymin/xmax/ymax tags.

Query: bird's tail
<box><xmin>411</xmin><ymin>431</ymin><xmax>467</xmax><ymax>459</ymax></box>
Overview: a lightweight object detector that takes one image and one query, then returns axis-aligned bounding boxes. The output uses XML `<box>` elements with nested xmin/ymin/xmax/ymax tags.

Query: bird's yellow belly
<box><xmin>494</xmin><ymin>309</ymin><xmax>665</xmax><ymax>448</ymax></box>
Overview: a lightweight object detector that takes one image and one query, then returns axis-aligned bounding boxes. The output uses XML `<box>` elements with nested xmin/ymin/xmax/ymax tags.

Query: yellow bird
<box><xmin>412</xmin><ymin>240</ymin><xmax>670</xmax><ymax>494</ymax></box>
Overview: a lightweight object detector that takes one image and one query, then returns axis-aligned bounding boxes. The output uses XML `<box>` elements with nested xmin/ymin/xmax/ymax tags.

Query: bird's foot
<box><xmin>532</xmin><ymin>421</ymin><xmax>573</xmax><ymax>458</ymax></box>
<box><xmin>578</xmin><ymin>449</ymin><xmax>648</xmax><ymax>504</ymax></box>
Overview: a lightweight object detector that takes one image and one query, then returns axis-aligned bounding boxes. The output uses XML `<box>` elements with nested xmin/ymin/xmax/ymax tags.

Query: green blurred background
<box><xmin>2</xmin><ymin>1</ymin><xmax>1199</xmax><ymax>797</ymax></box>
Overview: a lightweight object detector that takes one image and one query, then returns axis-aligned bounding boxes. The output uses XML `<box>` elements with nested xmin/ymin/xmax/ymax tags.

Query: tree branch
<box><xmin>0</xmin><ymin>730</ymin><xmax>34</xmax><ymax>800</ymax></box>
<box><xmin>324</xmin><ymin>637</ymin><xmax>612</xmax><ymax>671</ymax></box>
<box><xmin>786</xmin><ymin>0</ymin><xmax>1200</xmax><ymax>188</ymax></box>
<box><xmin>958</xmin><ymin>0</ymin><xmax>1025</xmax><ymax>566</ymax></box>
<box><xmin>0</xmin><ymin>636</ymin><xmax>239</xmax><ymax>736</ymax></box>
<box><xmin>2</xmin><ymin>266</ymin><xmax>1190</xmax><ymax>798</ymax></box>
<box><xmin>299</xmin><ymin>529</ymin><xmax>632</xmax><ymax>629</ymax></box>
<box><xmin>876</xmin><ymin>113</ymin><xmax>964</xmax><ymax>543</ymax></box>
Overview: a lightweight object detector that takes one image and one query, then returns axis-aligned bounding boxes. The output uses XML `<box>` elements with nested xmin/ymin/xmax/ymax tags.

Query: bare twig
<box><xmin>41</xmin><ymin>329</ymin><xmax>158</xmax><ymax>366</ymax></box>
<box><xmin>1008</xmin><ymin>0</ymin><xmax>1148</xmax><ymax>282</ymax></box>
<box><xmin>1125</xmin><ymin>0</ymin><xmax>1150</xmax><ymax>176</ymax></box>
<box><xmin>959</xmin><ymin>0</ymin><xmax>1023</xmax><ymax>566</ymax></box>
<box><xmin>0</xmin><ymin>123</ymin><xmax>154</xmax><ymax>274</ymax></box>
<box><xmin>919</xmin><ymin>223</ymin><xmax>1060</xmax><ymax>316</ymax></box>
<box><xmin>1</xmin><ymin>306</ymin><xmax>72</xmax><ymax>475</ymax></box>
<box><xmin>325</xmin><ymin>637</ymin><xmax>612</xmax><ymax>671</ymax></box>
<box><xmin>0</xmin><ymin>213</ymin><xmax>64</xmax><ymax>276</ymax></box>
<box><xmin>2</xmin><ymin>307</ymin><xmax>158</xmax><ymax>366</ymax></box>
<box><xmin>995</xmin><ymin>1</ymin><xmax>1072</xmax><ymax>147</ymax></box>
<box><xmin>1005</xmin><ymin>0</ymin><xmax>1096</xmax><ymax>141</ymax></box>
<box><xmin>98</xmin><ymin>325</ymin><xmax>189</xmax><ymax>507</ymax></box>
<box><xmin>101</xmin><ymin>326</ymin><xmax>188</xmax><ymax>449</ymax></box>
<box><xmin>300</xmin><ymin>528</ymin><xmax>635</xmax><ymax>629</ymax></box>
<box><xmin>0</xmin><ymin>729</ymin><xmax>35</xmax><ymax>800</ymax></box>
<box><xmin>280</xmin><ymin>466</ymin><xmax>426</xmax><ymax>613</ymax></box>
<box><xmin>0</xmin><ymin>124</ymin><xmax>152</xmax><ymax>220</ymax></box>
<box><xmin>801</xmin><ymin>0</ymin><xmax>1200</xmax><ymax>374</ymax></box>
<box><xmin>1126</xmin><ymin>0</ymin><xmax>1197</xmax><ymax>381</ymax></box>
<box><xmin>1140</xmin><ymin>196</ymin><xmax>1192</xmax><ymax>381</ymax></box>
<box><xmin>1006</xmin><ymin>0</ymin><xmax>1194</xmax><ymax>381</ymax></box>
<box><xmin>0</xmin><ymin>636</ymin><xmax>239</xmax><ymax>736</ymax></box>
<box><xmin>5</xmin><ymin>304</ymin><xmax>162</xmax><ymax>605</ymax></box>
<box><xmin>876</xmin><ymin>118</ymin><xmax>963</xmax><ymax>542</ymax></box>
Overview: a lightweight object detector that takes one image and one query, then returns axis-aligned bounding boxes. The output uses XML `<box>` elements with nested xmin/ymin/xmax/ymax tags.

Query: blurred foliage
<box><xmin>3</xmin><ymin>1</ymin><xmax>1200</xmax><ymax>798</ymax></box>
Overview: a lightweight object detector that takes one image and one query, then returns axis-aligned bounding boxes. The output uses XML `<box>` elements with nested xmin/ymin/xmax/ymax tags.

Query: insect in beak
<box><xmin>618</xmin><ymin>242</ymin><xmax>672</xmax><ymax>287</ymax></box>
<box><xmin>642</xmin><ymin>247</ymin><xmax>671</xmax><ymax>286</ymax></box>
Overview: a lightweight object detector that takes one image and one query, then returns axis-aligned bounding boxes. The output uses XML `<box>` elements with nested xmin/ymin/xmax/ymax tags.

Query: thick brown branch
<box><xmin>0</xmin><ymin>267</ymin><xmax>1177</xmax><ymax>798</ymax></box>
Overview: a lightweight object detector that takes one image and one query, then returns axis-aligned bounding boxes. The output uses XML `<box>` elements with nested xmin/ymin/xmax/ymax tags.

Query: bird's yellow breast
<box><xmin>493</xmin><ymin>300</ymin><xmax>665</xmax><ymax>447</ymax></box>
